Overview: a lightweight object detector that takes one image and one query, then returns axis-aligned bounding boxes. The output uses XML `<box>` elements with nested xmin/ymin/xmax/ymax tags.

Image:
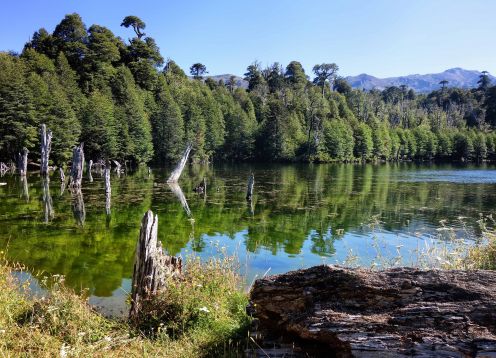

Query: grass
<box><xmin>0</xmin><ymin>255</ymin><xmax>251</xmax><ymax>357</ymax></box>
<box><xmin>0</xmin><ymin>218</ymin><xmax>495</xmax><ymax>357</ymax></box>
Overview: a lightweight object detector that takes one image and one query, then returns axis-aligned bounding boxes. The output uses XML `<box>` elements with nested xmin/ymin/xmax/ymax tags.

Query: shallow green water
<box><xmin>1</xmin><ymin>163</ymin><xmax>495</xmax><ymax>315</ymax></box>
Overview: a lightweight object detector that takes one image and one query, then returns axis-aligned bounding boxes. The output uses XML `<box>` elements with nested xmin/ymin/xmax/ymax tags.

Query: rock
<box><xmin>249</xmin><ymin>265</ymin><xmax>496</xmax><ymax>357</ymax></box>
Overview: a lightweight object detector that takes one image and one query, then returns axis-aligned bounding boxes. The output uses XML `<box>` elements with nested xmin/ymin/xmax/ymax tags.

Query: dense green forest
<box><xmin>1</xmin><ymin>13</ymin><xmax>496</xmax><ymax>166</ymax></box>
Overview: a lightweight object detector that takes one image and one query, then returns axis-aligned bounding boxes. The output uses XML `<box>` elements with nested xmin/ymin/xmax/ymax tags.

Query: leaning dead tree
<box><xmin>250</xmin><ymin>265</ymin><xmax>496</xmax><ymax>357</ymax></box>
<box><xmin>40</xmin><ymin>124</ymin><xmax>52</xmax><ymax>176</ymax></box>
<box><xmin>246</xmin><ymin>173</ymin><xmax>254</xmax><ymax>201</ymax></box>
<box><xmin>18</xmin><ymin>147</ymin><xmax>29</xmax><ymax>176</ymax></box>
<box><xmin>167</xmin><ymin>144</ymin><xmax>192</xmax><ymax>183</ymax></box>
<box><xmin>130</xmin><ymin>210</ymin><xmax>182</xmax><ymax>321</ymax></box>
<box><xmin>69</xmin><ymin>144</ymin><xmax>84</xmax><ymax>189</ymax></box>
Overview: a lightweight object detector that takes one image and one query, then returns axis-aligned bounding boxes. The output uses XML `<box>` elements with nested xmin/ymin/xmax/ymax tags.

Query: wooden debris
<box><xmin>167</xmin><ymin>144</ymin><xmax>192</xmax><ymax>183</ymax></box>
<box><xmin>69</xmin><ymin>144</ymin><xmax>84</xmax><ymax>189</ymax></box>
<box><xmin>129</xmin><ymin>210</ymin><xmax>182</xmax><ymax>321</ymax></box>
<box><xmin>193</xmin><ymin>177</ymin><xmax>206</xmax><ymax>194</ymax></box>
<box><xmin>250</xmin><ymin>265</ymin><xmax>496</xmax><ymax>357</ymax></box>
<box><xmin>40</xmin><ymin>124</ymin><xmax>52</xmax><ymax>176</ymax></box>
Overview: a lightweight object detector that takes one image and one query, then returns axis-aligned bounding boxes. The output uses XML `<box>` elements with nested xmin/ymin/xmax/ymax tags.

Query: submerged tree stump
<box><xmin>246</xmin><ymin>173</ymin><xmax>254</xmax><ymax>201</ymax></box>
<box><xmin>250</xmin><ymin>265</ymin><xmax>496</xmax><ymax>357</ymax></box>
<box><xmin>69</xmin><ymin>144</ymin><xmax>84</xmax><ymax>189</ymax></box>
<box><xmin>167</xmin><ymin>144</ymin><xmax>192</xmax><ymax>183</ymax></box>
<box><xmin>18</xmin><ymin>147</ymin><xmax>29</xmax><ymax>176</ymax></box>
<box><xmin>40</xmin><ymin>124</ymin><xmax>52</xmax><ymax>176</ymax></box>
<box><xmin>41</xmin><ymin>176</ymin><xmax>53</xmax><ymax>222</ymax></box>
<box><xmin>87</xmin><ymin>159</ymin><xmax>93</xmax><ymax>182</ymax></box>
<box><xmin>130</xmin><ymin>210</ymin><xmax>182</xmax><ymax>321</ymax></box>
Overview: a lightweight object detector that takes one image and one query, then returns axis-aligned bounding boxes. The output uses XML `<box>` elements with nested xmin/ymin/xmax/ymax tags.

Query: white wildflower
<box><xmin>199</xmin><ymin>306</ymin><xmax>210</xmax><ymax>313</ymax></box>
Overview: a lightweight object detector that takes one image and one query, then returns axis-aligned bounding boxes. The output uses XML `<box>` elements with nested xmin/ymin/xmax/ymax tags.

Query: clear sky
<box><xmin>1</xmin><ymin>0</ymin><xmax>495</xmax><ymax>78</ymax></box>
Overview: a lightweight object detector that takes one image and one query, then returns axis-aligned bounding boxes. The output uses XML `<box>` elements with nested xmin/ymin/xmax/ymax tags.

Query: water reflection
<box><xmin>0</xmin><ymin>163</ymin><xmax>494</xmax><ymax>299</ymax></box>
<box><xmin>41</xmin><ymin>176</ymin><xmax>53</xmax><ymax>222</ymax></box>
<box><xmin>71</xmin><ymin>189</ymin><xmax>85</xmax><ymax>226</ymax></box>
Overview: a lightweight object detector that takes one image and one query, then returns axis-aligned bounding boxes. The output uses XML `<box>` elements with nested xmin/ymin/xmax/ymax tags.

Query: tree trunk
<box><xmin>20</xmin><ymin>175</ymin><xmax>29</xmax><ymax>202</ymax></box>
<box><xmin>69</xmin><ymin>144</ymin><xmax>84</xmax><ymax>189</ymax></box>
<box><xmin>167</xmin><ymin>144</ymin><xmax>192</xmax><ymax>183</ymax></box>
<box><xmin>18</xmin><ymin>147</ymin><xmax>28</xmax><ymax>176</ymax></box>
<box><xmin>112</xmin><ymin>160</ymin><xmax>121</xmax><ymax>177</ymax></box>
<box><xmin>246</xmin><ymin>173</ymin><xmax>254</xmax><ymax>201</ymax></box>
<box><xmin>40</xmin><ymin>124</ymin><xmax>52</xmax><ymax>176</ymax></box>
<box><xmin>130</xmin><ymin>210</ymin><xmax>182</xmax><ymax>321</ymax></box>
<box><xmin>250</xmin><ymin>265</ymin><xmax>496</xmax><ymax>357</ymax></box>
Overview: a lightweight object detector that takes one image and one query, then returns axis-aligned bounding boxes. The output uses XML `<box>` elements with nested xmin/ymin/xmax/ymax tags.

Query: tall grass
<box><xmin>0</xmin><ymin>255</ymin><xmax>251</xmax><ymax>357</ymax></box>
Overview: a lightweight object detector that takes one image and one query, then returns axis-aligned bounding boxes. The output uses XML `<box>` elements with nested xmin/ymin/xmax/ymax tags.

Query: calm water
<box><xmin>1</xmin><ymin>163</ymin><xmax>495</xmax><ymax>315</ymax></box>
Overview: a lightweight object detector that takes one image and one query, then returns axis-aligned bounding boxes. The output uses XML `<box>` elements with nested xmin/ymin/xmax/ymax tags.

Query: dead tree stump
<box><xmin>167</xmin><ymin>144</ymin><xmax>192</xmax><ymax>183</ymax></box>
<box><xmin>71</xmin><ymin>189</ymin><xmax>85</xmax><ymax>226</ymax></box>
<box><xmin>130</xmin><ymin>210</ymin><xmax>182</xmax><ymax>321</ymax></box>
<box><xmin>18</xmin><ymin>147</ymin><xmax>29</xmax><ymax>176</ymax></box>
<box><xmin>69</xmin><ymin>144</ymin><xmax>84</xmax><ymax>189</ymax></box>
<box><xmin>246</xmin><ymin>173</ymin><xmax>254</xmax><ymax>201</ymax></box>
<box><xmin>40</xmin><ymin>124</ymin><xmax>52</xmax><ymax>176</ymax></box>
<box><xmin>250</xmin><ymin>265</ymin><xmax>496</xmax><ymax>357</ymax></box>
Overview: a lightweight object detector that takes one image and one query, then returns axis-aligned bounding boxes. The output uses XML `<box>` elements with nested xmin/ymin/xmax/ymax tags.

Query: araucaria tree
<box><xmin>1</xmin><ymin>13</ymin><xmax>495</xmax><ymax>166</ymax></box>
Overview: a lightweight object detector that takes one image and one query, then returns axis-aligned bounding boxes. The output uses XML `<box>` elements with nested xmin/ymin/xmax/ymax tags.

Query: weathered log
<box><xmin>168</xmin><ymin>183</ymin><xmax>192</xmax><ymax>217</ymax></box>
<box><xmin>18</xmin><ymin>147</ymin><xmax>29</xmax><ymax>176</ymax></box>
<box><xmin>250</xmin><ymin>265</ymin><xmax>496</xmax><ymax>357</ymax></box>
<box><xmin>167</xmin><ymin>144</ymin><xmax>192</xmax><ymax>183</ymax></box>
<box><xmin>246</xmin><ymin>173</ymin><xmax>254</xmax><ymax>201</ymax></box>
<box><xmin>69</xmin><ymin>144</ymin><xmax>84</xmax><ymax>189</ymax></box>
<box><xmin>130</xmin><ymin>210</ymin><xmax>182</xmax><ymax>321</ymax></box>
<box><xmin>71</xmin><ymin>189</ymin><xmax>85</xmax><ymax>226</ymax></box>
<box><xmin>41</xmin><ymin>176</ymin><xmax>53</xmax><ymax>222</ymax></box>
<box><xmin>40</xmin><ymin>124</ymin><xmax>52</xmax><ymax>176</ymax></box>
<box><xmin>104</xmin><ymin>167</ymin><xmax>111</xmax><ymax>215</ymax></box>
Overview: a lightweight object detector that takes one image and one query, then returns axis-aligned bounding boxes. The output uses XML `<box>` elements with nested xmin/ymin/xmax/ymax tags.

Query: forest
<box><xmin>1</xmin><ymin>13</ymin><xmax>496</xmax><ymax>167</ymax></box>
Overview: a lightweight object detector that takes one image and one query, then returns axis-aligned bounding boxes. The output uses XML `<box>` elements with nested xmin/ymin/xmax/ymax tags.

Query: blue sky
<box><xmin>1</xmin><ymin>0</ymin><xmax>495</xmax><ymax>77</ymax></box>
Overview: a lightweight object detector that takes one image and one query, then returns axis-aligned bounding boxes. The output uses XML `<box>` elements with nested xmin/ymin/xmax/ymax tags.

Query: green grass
<box><xmin>0</xmin><ymin>255</ymin><xmax>251</xmax><ymax>357</ymax></box>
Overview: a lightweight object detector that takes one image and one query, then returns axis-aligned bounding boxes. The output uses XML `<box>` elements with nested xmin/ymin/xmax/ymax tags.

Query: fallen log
<box><xmin>129</xmin><ymin>210</ymin><xmax>182</xmax><ymax>321</ymax></box>
<box><xmin>249</xmin><ymin>265</ymin><xmax>496</xmax><ymax>357</ymax></box>
<box><xmin>167</xmin><ymin>144</ymin><xmax>192</xmax><ymax>183</ymax></box>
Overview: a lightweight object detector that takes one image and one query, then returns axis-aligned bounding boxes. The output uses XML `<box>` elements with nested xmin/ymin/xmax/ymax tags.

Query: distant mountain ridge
<box><xmin>345</xmin><ymin>68</ymin><xmax>496</xmax><ymax>93</ymax></box>
<box><xmin>206</xmin><ymin>68</ymin><xmax>495</xmax><ymax>93</ymax></box>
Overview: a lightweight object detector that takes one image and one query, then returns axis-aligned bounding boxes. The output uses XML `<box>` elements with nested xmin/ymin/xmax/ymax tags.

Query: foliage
<box><xmin>1</xmin><ymin>13</ymin><xmax>496</xmax><ymax>165</ymax></box>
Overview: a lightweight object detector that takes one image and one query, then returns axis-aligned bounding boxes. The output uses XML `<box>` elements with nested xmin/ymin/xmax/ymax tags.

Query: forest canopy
<box><xmin>1</xmin><ymin>13</ymin><xmax>496</xmax><ymax>166</ymax></box>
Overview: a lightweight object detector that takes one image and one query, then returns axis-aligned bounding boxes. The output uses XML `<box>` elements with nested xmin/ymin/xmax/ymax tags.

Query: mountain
<box><xmin>205</xmin><ymin>74</ymin><xmax>248</xmax><ymax>89</ymax></box>
<box><xmin>345</xmin><ymin>68</ymin><xmax>496</xmax><ymax>93</ymax></box>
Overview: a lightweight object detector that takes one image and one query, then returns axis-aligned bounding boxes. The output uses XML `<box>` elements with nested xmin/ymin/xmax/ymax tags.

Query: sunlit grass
<box><xmin>0</xmin><ymin>254</ymin><xmax>251</xmax><ymax>357</ymax></box>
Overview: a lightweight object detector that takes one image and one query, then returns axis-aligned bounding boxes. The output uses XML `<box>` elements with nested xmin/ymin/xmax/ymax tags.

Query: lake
<box><xmin>1</xmin><ymin>163</ymin><xmax>495</xmax><ymax>315</ymax></box>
